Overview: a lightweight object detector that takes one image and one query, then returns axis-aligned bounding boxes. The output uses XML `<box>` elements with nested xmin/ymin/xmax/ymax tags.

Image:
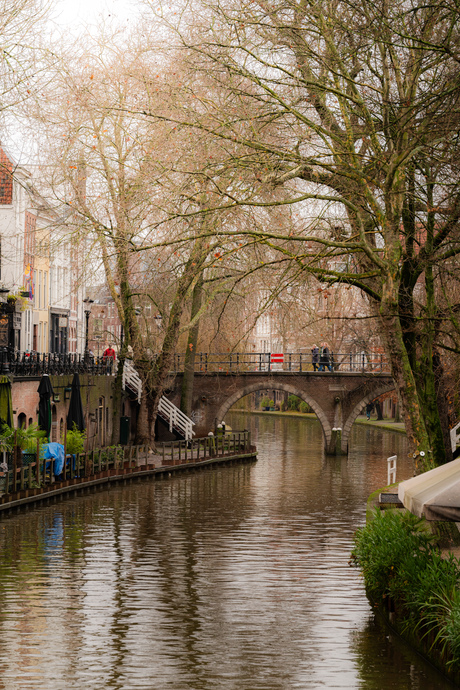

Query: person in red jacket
<box><xmin>103</xmin><ymin>344</ymin><xmax>116</xmax><ymax>362</ymax></box>
<box><xmin>102</xmin><ymin>344</ymin><xmax>116</xmax><ymax>373</ymax></box>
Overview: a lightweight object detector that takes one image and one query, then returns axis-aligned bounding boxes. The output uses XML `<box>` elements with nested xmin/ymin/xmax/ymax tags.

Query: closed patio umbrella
<box><xmin>398</xmin><ymin>457</ymin><xmax>460</xmax><ymax>521</ymax></box>
<box><xmin>66</xmin><ymin>373</ymin><xmax>85</xmax><ymax>432</ymax></box>
<box><xmin>38</xmin><ymin>374</ymin><xmax>54</xmax><ymax>439</ymax></box>
<box><xmin>0</xmin><ymin>375</ymin><xmax>13</xmax><ymax>427</ymax></box>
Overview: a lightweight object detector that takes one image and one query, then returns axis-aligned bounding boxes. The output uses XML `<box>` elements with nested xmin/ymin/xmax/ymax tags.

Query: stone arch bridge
<box><xmin>165</xmin><ymin>371</ymin><xmax>396</xmax><ymax>454</ymax></box>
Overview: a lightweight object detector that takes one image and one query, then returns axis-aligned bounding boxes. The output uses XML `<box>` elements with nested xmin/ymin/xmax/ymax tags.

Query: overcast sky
<box><xmin>51</xmin><ymin>0</ymin><xmax>138</xmax><ymax>34</ymax></box>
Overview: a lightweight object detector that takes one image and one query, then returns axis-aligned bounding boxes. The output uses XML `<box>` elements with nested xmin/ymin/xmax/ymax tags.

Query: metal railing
<box><xmin>0</xmin><ymin>348</ymin><xmax>114</xmax><ymax>377</ymax></box>
<box><xmin>170</xmin><ymin>351</ymin><xmax>391</xmax><ymax>374</ymax></box>
<box><xmin>122</xmin><ymin>359</ymin><xmax>142</xmax><ymax>402</ymax></box>
<box><xmin>0</xmin><ymin>348</ymin><xmax>391</xmax><ymax>378</ymax></box>
<box><xmin>157</xmin><ymin>396</ymin><xmax>195</xmax><ymax>440</ymax></box>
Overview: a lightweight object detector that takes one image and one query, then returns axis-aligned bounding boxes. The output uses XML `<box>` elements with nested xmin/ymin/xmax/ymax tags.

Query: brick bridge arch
<box><xmin>167</xmin><ymin>372</ymin><xmax>396</xmax><ymax>454</ymax></box>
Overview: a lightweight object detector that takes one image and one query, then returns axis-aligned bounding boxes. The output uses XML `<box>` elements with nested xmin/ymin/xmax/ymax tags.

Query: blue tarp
<box><xmin>43</xmin><ymin>443</ymin><xmax>65</xmax><ymax>476</ymax></box>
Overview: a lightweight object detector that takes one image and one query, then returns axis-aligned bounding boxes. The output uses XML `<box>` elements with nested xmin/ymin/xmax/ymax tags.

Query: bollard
<box><xmin>387</xmin><ymin>455</ymin><xmax>397</xmax><ymax>485</ymax></box>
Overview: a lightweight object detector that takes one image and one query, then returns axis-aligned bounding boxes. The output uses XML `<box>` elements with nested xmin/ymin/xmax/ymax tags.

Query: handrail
<box><xmin>0</xmin><ymin>349</ymin><xmax>391</xmax><ymax>378</ymax></box>
<box><xmin>122</xmin><ymin>360</ymin><xmax>142</xmax><ymax>403</ymax></box>
<box><xmin>158</xmin><ymin>431</ymin><xmax>251</xmax><ymax>466</ymax></box>
<box><xmin>0</xmin><ymin>348</ymin><xmax>114</xmax><ymax>377</ymax></box>
<box><xmin>157</xmin><ymin>396</ymin><xmax>195</xmax><ymax>440</ymax></box>
<box><xmin>170</xmin><ymin>351</ymin><xmax>390</xmax><ymax>374</ymax></box>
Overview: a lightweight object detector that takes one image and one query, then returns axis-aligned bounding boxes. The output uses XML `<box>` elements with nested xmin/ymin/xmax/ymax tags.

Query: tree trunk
<box><xmin>379</xmin><ymin>297</ymin><xmax>434</xmax><ymax>473</ymax></box>
<box><xmin>180</xmin><ymin>273</ymin><xmax>203</xmax><ymax>416</ymax></box>
<box><xmin>135</xmin><ymin>242</ymin><xmax>207</xmax><ymax>445</ymax></box>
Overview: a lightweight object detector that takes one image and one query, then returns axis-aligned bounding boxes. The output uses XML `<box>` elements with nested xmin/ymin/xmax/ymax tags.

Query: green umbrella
<box><xmin>0</xmin><ymin>375</ymin><xmax>13</xmax><ymax>427</ymax></box>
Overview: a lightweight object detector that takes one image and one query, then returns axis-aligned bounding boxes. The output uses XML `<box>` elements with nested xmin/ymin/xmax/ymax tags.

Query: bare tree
<box><xmin>142</xmin><ymin>0</ymin><xmax>460</xmax><ymax>468</ymax></box>
<box><xmin>32</xmin><ymin>29</ymin><xmax>265</xmax><ymax>444</ymax></box>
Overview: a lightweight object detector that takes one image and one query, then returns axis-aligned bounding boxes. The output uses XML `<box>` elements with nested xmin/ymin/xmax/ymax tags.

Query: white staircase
<box><xmin>122</xmin><ymin>359</ymin><xmax>143</xmax><ymax>403</ymax></box>
<box><xmin>122</xmin><ymin>360</ymin><xmax>195</xmax><ymax>441</ymax></box>
<box><xmin>157</xmin><ymin>396</ymin><xmax>195</xmax><ymax>441</ymax></box>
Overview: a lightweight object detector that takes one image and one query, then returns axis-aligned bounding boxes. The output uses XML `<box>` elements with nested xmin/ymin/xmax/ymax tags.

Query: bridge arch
<box><xmin>170</xmin><ymin>370</ymin><xmax>396</xmax><ymax>454</ymax></box>
<box><xmin>215</xmin><ymin>381</ymin><xmax>333</xmax><ymax>450</ymax></box>
<box><xmin>341</xmin><ymin>380</ymin><xmax>397</xmax><ymax>451</ymax></box>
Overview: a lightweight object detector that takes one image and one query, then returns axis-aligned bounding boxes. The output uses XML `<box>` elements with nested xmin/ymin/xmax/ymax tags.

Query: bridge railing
<box><xmin>0</xmin><ymin>349</ymin><xmax>391</xmax><ymax>377</ymax></box>
<box><xmin>171</xmin><ymin>352</ymin><xmax>391</xmax><ymax>374</ymax></box>
<box><xmin>0</xmin><ymin>348</ymin><xmax>113</xmax><ymax>377</ymax></box>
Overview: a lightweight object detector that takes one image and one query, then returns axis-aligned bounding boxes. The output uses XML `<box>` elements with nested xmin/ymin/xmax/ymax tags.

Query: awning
<box><xmin>398</xmin><ymin>458</ymin><xmax>460</xmax><ymax>521</ymax></box>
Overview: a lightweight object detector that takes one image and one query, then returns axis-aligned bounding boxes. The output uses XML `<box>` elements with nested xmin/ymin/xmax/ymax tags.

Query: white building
<box><xmin>0</xmin><ymin>144</ymin><xmax>87</xmax><ymax>354</ymax></box>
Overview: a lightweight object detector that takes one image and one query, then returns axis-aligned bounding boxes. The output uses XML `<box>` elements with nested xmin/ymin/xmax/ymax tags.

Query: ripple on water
<box><xmin>0</xmin><ymin>414</ymin><xmax>453</xmax><ymax>689</ymax></box>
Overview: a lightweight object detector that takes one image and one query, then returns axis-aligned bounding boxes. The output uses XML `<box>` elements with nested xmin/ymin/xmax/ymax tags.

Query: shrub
<box><xmin>260</xmin><ymin>396</ymin><xmax>270</xmax><ymax>408</ymax></box>
<box><xmin>0</xmin><ymin>422</ymin><xmax>47</xmax><ymax>453</ymax></box>
<box><xmin>66</xmin><ymin>426</ymin><xmax>86</xmax><ymax>455</ymax></box>
<box><xmin>299</xmin><ymin>401</ymin><xmax>311</xmax><ymax>413</ymax></box>
<box><xmin>351</xmin><ymin>509</ymin><xmax>460</xmax><ymax>672</ymax></box>
<box><xmin>351</xmin><ymin>509</ymin><xmax>435</xmax><ymax>601</ymax></box>
<box><xmin>288</xmin><ymin>395</ymin><xmax>300</xmax><ymax>410</ymax></box>
<box><xmin>100</xmin><ymin>445</ymin><xmax>123</xmax><ymax>464</ymax></box>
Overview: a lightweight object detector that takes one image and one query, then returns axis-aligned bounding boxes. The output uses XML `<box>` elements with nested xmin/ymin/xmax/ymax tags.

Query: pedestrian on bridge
<box><xmin>319</xmin><ymin>343</ymin><xmax>332</xmax><ymax>372</ymax></box>
<box><xmin>103</xmin><ymin>344</ymin><xmax>116</xmax><ymax>375</ymax></box>
<box><xmin>311</xmin><ymin>344</ymin><xmax>319</xmax><ymax>371</ymax></box>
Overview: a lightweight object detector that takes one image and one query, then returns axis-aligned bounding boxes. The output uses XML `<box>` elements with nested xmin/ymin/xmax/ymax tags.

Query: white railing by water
<box><xmin>158</xmin><ymin>396</ymin><xmax>195</xmax><ymax>441</ymax></box>
<box><xmin>387</xmin><ymin>455</ymin><xmax>397</xmax><ymax>485</ymax></box>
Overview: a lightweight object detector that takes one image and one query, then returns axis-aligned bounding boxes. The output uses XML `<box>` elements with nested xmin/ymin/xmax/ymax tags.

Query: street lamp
<box><xmin>83</xmin><ymin>298</ymin><xmax>94</xmax><ymax>360</ymax></box>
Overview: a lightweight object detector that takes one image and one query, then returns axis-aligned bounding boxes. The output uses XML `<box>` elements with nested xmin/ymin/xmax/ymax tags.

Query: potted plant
<box><xmin>0</xmin><ymin>422</ymin><xmax>47</xmax><ymax>463</ymax></box>
<box><xmin>260</xmin><ymin>396</ymin><xmax>270</xmax><ymax>411</ymax></box>
<box><xmin>66</xmin><ymin>426</ymin><xmax>86</xmax><ymax>455</ymax></box>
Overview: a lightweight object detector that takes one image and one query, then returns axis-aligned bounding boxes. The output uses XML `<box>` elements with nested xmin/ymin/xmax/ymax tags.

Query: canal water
<box><xmin>0</xmin><ymin>413</ymin><xmax>456</xmax><ymax>689</ymax></box>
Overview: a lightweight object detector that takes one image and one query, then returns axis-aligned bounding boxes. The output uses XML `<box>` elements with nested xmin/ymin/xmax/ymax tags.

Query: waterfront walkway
<box><xmin>0</xmin><ymin>432</ymin><xmax>256</xmax><ymax>516</ymax></box>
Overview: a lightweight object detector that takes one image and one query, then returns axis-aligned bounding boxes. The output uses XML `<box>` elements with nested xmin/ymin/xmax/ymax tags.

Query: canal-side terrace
<box><xmin>0</xmin><ymin>431</ymin><xmax>256</xmax><ymax>514</ymax></box>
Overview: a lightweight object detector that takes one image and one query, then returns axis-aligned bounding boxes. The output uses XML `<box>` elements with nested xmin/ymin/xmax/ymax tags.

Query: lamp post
<box><xmin>83</xmin><ymin>298</ymin><xmax>94</xmax><ymax>361</ymax></box>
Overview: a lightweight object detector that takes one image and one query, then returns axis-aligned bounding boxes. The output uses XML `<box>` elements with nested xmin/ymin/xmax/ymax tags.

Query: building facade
<box><xmin>0</xmin><ymin>144</ymin><xmax>88</xmax><ymax>355</ymax></box>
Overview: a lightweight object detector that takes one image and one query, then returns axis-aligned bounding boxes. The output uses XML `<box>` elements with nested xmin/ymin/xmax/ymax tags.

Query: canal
<box><xmin>0</xmin><ymin>413</ymin><xmax>456</xmax><ymax>689</ymax></box>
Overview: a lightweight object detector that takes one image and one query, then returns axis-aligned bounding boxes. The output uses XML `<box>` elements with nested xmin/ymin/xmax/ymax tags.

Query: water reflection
<box><xmin>0</xmin><ymin>414</ymin><xmax>453</xmax><ymax>689</ymax></box>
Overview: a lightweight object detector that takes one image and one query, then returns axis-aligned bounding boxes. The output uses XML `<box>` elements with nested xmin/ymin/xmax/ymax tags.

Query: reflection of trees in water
<box><xmin>230</xmin><ymin>411</ymin><xmax>410</xmax><ymax>514</ymax></box>
<box><xmin>352</xmin><ymin>614</ymin><xmax>452</xmax><ymax>690</ymax></box>
<box><xmin>0</xmin><ymin>418</ymin><xmax>429</xmax><ymax>689</ymax></box>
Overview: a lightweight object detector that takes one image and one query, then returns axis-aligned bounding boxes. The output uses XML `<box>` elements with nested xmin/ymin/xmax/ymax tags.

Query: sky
<box><xmin>51</xmin><ymin>0</ymin><xmax>138</xmax><ymax>34</ymax></box>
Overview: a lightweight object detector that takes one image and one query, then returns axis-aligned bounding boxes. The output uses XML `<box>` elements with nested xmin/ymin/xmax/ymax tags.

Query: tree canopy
<box><xmin>140</xmin><ymin>0</ymin><xmax>460</xmax><ymax>466</ymax></box>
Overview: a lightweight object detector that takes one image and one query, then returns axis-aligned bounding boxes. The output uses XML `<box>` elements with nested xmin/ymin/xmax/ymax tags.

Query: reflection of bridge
<box><xmin>164</xmin><ymin>353</ymin><xmax>395</xmax><ymax>455</ymax></box>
